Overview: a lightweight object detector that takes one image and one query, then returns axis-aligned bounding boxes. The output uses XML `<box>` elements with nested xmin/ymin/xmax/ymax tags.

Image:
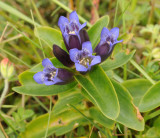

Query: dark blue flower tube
<box><xmin>33</xmin><ymin>58</ymin><xmax>73</xmax><ymax>85</ymax></box>
<box><xmin>69</xmin><ymin>41</ymin><xmax>101</xmax><ymax>73</ymax></box>
<box><xmin>94</xmin><ymin>27</ymin><xmax>123</xmax><ymax>62</ymax></box>
<box><xmin>58</xmin><ymin>11</ymin><xmax>89</xmax><ymax>51</ymax></box>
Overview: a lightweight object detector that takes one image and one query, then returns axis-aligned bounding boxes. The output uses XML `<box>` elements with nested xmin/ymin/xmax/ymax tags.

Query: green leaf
<box><xmin>112</xmin><ymin>80</ymin><xmax>144</xmax><ymax>131</ymax></box>
<box><xmin>101</xmin><ymin>50</ymin><xmax>135</xmax><ymax>71</ymax></box>
<box><xmin>12</xmin><ymin>71</ymin><xmax>77</xmax><ymax>96</ymax></box>
<box><xmin>82</xmin><ymin>79</ymin><xmax>144</xmax><ymax>131</ymax></box>
<box><xmin>89</xmin><ymin>107</ymin><xmax>115</xmax><ymax>129</ymax></box>
<box><xmin>75</xmin><ymin>66</ymin><xmax>120</xmax><ymax>120</ymax></box>
<box><xmin>122</xmin><ymin>79</ymin><xmax>152</xmax><ymax>107</ymax></box>
<box><xmin>35</xmin><ymin>26</ymin><xmax>63</xmax><ymax>49</ymax></box>
<box><xmin>139</xmin><ymin>81</ymin><xmax>160</xmax><ymax>112</ymax></box>
<box><xmin>87</xmin><ymin>15</ymin><xmax>109</xmax><ymax>49</ymax></box>
<box><xmin>53</xmin><ymin>88</ymin><xmax>84</xmax><ymax>115</ymax></box>
<box><xmin>19</xmin><ymin>110</ymin><xmax>89</xmax><ymax>138</ymax></box>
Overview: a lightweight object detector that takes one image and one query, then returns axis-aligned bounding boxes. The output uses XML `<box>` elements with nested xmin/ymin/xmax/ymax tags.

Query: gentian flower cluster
<box><xmin>34</xmin><ymin>11</ymin><xmax>123</xmax><ymax>85</ymax></box>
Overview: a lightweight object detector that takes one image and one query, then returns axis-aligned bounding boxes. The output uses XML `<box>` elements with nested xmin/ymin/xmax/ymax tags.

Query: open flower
<box><xmin>69</xmin><ymin>41</ymin><xmax>101</xmax><ymax>72</ymax></box>
<box><xmin>58</xmin><ymin>11</ymin><xmax>89</xmax><ymax>51</ymax></box>
<box><xmin>94</xmin><ymin>27</ymin><xmax>123</xmax><ymax>62</ymax></box>
<box><xmin>33</xmin><ymin>58</ymin><xmax>73</xmax><ymax>85</ymax></box>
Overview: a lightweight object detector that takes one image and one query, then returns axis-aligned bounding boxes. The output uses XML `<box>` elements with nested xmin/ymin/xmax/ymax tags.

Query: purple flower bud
<box><xmin>58</xmin><ymin>11</ymin><xmax>88</xmax><ymax>51</ymax></box>
<box><xmin>53</xmin><ymin>45</ymin><xmax>74</xmax><ymax>67</ymax></box>
<box><xmin>33</xmin><ymin>58</ymin><xmax>74</xmax><ymax>85</ymax></box>
<box><xmin>94</xmin><ymin>27</ymin><xmax>123</xmax><ymax>62</ymax></box>
<box><xmin>79</xmin><ymin>29</ymin><xmax>90</xmax><ymax>44</ymax></box>
<box><xmin>69</xmin><ymin>41</ymin><xmax>101</xmax><ymax>73</ymax></box>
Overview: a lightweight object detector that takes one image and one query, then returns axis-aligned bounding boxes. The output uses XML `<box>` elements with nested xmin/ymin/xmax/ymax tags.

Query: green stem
<box><xmin>144</xmin><ymin>110</ymin><xmax>160</xmax><ymax>121</ymax></box>
<box><xmin>33</xmin><ymin>96</ymin><xmax>49</xmax><ymax>112</ymax></box>
<box><xmin>0</xmin><ymin>48</ymin><xmax>31</xmax><ymax>68</ymax></box>
<box><xmin>0</xmin><ymin>79</ymin><xmax>9</xmax><ymax>109</ymax></box>
<box><xmin>52</xmin><ymin>0</ymin><xmax>92</xmax><ymax>27</ymax></box>
<box><xmin>124</xmin><ymin>126</ymin><xmax>128</xmax><ymax>138</ymax></box>
<box><xmin>130</xmin><ymin>59</ymin><xmax>155</xmax><ymax>85</ymax></box>
<box><xmin>113</xmin><ymin>0</ymin><xmax>119</xmax><ymax>27</ymax></box>
<box><xmin>44</xmin><ymin>96</ymin><xmax>52</xmax><ymax>138</ymax></box>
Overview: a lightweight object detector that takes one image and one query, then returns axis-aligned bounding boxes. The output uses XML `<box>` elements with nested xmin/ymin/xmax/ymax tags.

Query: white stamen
<box><xmin>69</xmin><ymin>31</ymin><xmax>76</xmax><ymax>34</ymax></box>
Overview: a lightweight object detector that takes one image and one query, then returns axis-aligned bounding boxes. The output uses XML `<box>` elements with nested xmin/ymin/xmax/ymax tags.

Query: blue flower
<box><xmin>33</xmin><ymin>58</ymin><xmax>73</xmax><ymax>85</ymax></box>
<box><xmin>94</xmin><ymin>27</ymin><xmax>123</xmax><ymax>62</ymax></box>
<box><xmin>69</xmin><ymin>41</ymin><xmax>101</xmax><ymax>72</ymax></box>
<box><xmin>58</xmin><ymin>11</ymin><xmax>89</xmax><ymax>51</ymax></box>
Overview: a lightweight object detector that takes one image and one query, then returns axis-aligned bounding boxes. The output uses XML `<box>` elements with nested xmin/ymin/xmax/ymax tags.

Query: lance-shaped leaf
<box><xmin>122</xmin><ymin>79</ymin><xmax>152</xmax><ymax>107</ymax></box>
<box><xmin>101</xmin><ymin>50</ymin><xmax>135</xmax><ymax>71</ymax></box>
<box><xmin>139</xmin><ymin>81</ymin><xmax>160</xmax><ymax>112</ymax></box>
<box><xmin>112</xmin><ymin>80</ymin><xmax>144</xmax><ymax>131</ymax></box>
<box><xmin>19</xmin><ymin>110</ymin><xmax>89</xmax><ymax>138</ymax></box>
<box><xmin>81</xmin><ymin>80</ymin><xmax>144</xmax><ymax>131</ymax></box>
<box><xmin>75</xmin><ymin>66</ymin><xmax>120</xmax><ymax>120</ymax></box>
<box><xmin>87</xmin><ymin>15</ymin><xmax>109</xmax><ymax>49</ymax></box>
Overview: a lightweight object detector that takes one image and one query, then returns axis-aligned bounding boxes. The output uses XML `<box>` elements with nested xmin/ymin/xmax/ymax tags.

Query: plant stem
<box><xmin>0</xmin><ymin>79</ymin><xmax>9</xmax><ymax>109</ymax></box>
<box><xmin>52</xmin><ymin>0</ymin><xmax>92</xmax><ymax>27</ymax></box>
<box><xmin>0</xmin><ymin>122</ymin><xmax>8</xmax><ymax>138</ymax></box>
<box><xmin>0</xmin><ymin>48</ymin><xmax>31</xmax><ymax>68</ymax></box>
<box><xmin>22</xmin><ymin>94</ymin><xmax>25</xmax><ymax>108</ymax></box>
<box><xmin>124</xmin><ymin>126</ymin><xmax>128</xmax><ymax>138</ymax></box>
<box><xmin>44</xmin><ymin>96</ymin><xmax>52</xmax><ymax>138</ymax></box>
<box><xmin>130</xmin><ymin>59</ymin><xmax>155</xmax><ymax>85</ymax></box>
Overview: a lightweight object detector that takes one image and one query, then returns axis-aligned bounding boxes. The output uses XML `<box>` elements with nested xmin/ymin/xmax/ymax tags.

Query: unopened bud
<box><xmin>0</xmin><ymin>58</ymin><xmax>14</xmax><ymax>79</ymax></box>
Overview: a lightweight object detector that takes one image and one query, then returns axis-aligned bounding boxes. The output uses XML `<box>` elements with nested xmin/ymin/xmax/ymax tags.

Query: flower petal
<box><xmin>69</xmin><ymin>11</ymin><xmax>79</xmax><ymax>23</ymax></box>
<box><xmin>101</xmin><ymin>27</ymin><xmax>110</xmax><ymax>41</ymax></box>
<box><xmin>75</xmin><ymin>63</ymin><xmax>88</xmax><ymax>72</ymax></box>
<box><xmin>69</xmin><ymin>48</ymin><xmax>79</xmax><ymax>62</ymax></box>
<box><xmin>42</xmin><ymin>58</ymin><xmax>53</xmax><ymax>68</ymax></box>
<box><xmin>53</xmin><ymin>45</ymin><xmax>74</xmax><ymax>67</ymax></box>
<box><xmin>82</xmin><ymin>41</ymin><xmax>93</xmax><ymax>54</ymax></box>
<box><xmin>79</xmin><ymin>22</ymin><xmax>87</xmax><ymax>31</ymax></box>
<box><xmin>69</xmin><ymin>35</ymin><xmax>81</xmax><ymax>50</ymax></box>
<box><xmin>90</xmin><ymin>56</ymin><xmax>101</xmax><ymax>66</ymax></box>
<box><xmin>44</xmin><ymin>80</ymin><xmax>56</xmax><ymax>85</ymax></box>
<box><xmin>33</xmin><ymin>72</ymin><xmax>45</xmax><ymax>84</ymax></box>
<box><xmin>110</xmin><ymin>27</ymin><xmax>119</xmax><ymax>40</ymax></box>
<box><xmin>113</xmin><ymin>39</ymin><xmax>123</xmax><ymax>45</ymax></box>
<box><xmin>58</xmin><ymin>16</ymin><xmax>69</xmax><ymax>33</ymax></box>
